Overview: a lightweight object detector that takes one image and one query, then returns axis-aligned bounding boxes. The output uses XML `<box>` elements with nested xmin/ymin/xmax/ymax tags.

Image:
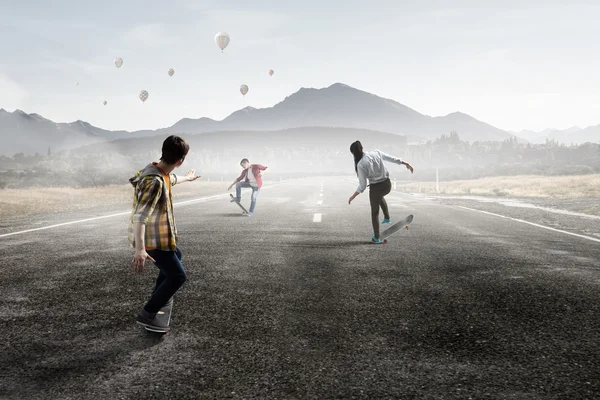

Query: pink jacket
<box><xmin>235</xmin><ymin>164</ymin><xmax>268</xmax><ymax>188</ymax></box>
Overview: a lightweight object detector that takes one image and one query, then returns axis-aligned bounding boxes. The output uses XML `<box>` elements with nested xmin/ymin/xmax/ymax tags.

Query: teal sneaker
<box><xmin>371</xmin><ymin>234</ymin><xmax>385</xmax><ymax>244</ymax></box>
<box><xmin>381</xmin><ymin>219</ymin><xmax>391</xmax><ymax>224</ymax></box>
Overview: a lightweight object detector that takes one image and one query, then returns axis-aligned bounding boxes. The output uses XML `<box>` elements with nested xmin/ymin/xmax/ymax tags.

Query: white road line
<box><xmin>0</xmin><ymin>212</ymin><xmax>132</xmax><ymax>238</ymax></box>
<box><xmin>0</xmin><ymin>193</ymin><xmax>231</xmax><ymax>239</ymax></box>
<box><xmin>313</xmin><ymin>213</ymin><xmax>322</xmax><ymax>223</ymax></box>
<box><xmin>0</xmin><ymin>182</ymin><xmax>294</xmax><ymax>239</ymax></box>
<box><xmin>457</xmin><ymin>206</ymin><xmax>600</xmax><ymax>244</ymax></box>
<box><xmin>319</xmin><ymin>193</ymin><xmax>323</xmax><ymax>197</ymax></box>
<box><xmin>317</xmin><ymin>200</ymin><xmax>323</xmax><ymax>205</ymax></box>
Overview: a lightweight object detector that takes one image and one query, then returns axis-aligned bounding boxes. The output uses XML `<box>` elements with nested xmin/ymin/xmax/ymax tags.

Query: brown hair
<box><xmin>349</xmin><ymin>140</ymin><xmax>364</xmax><ymax>175</ymax></box>
<box><xmin>160</xmin><ymin>135</ymin><xmax>189</xmax><ymax>164</ymax></box>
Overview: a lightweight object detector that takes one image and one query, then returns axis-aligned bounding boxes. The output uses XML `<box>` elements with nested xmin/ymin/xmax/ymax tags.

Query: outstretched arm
<box><xmin>172</xmin><ymin>169</ymin><xmax>201</xmax><ymax>185</ymax></box>
<box><xmin>380</xmin><ymin>151</ymin><xmax>414</xmax><ymax>174</ymax></box>
<box><xmin>228</xmin><ymin>170</ymin><xmax>246</xmax><ymax>191</ymax></box>
<box><xmin>227</xmin><ymin>179</ymin><xmax>238</xmax><ymax>191</ymax></box>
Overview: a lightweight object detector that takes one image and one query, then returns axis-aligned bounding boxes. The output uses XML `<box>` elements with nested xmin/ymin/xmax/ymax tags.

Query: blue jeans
<box><xmin>144</xmin><ymin>246</ymin><xmax>186</xmax><ymax>314</ymax></box>
<box><xmin>235</xmin><ymin>182</ymin><xmax>260</xmax><ymax>213</ymax></box>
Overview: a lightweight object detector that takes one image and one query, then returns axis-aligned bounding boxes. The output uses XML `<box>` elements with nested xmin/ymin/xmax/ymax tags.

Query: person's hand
<box><xmin>185</xmin><ymin>169</ymin><xmax>201</xmax><ymax>181</ymax></box>
<box><xmin>131</xmin><ymin>250</ymin><xmax>156</xmax><ymax>274</ymax></box>
<box><xmin>405</xmin><ymin>163</ymin><xmax>414</xmax><ymax>173</ymax></box>
<box><xmin>227</xmin><ymin>184</ymin><xmax>233</xmax><ymax>191</ymax></box>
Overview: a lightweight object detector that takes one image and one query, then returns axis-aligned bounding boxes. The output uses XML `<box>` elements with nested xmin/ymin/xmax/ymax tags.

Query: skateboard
<box><xmin>230</xmin><ymin>193</ymin><xmax>249</xmax><ymax>214</ymax></box>
<box><xmin>373</xmin><ymin>214</ymin><xmax>414</xmax><ymax>244</ymax></box>
<box><xmin>145</xmin><ymin>300</ymin><xmax>172</xmax><ymax>334</ymax></box>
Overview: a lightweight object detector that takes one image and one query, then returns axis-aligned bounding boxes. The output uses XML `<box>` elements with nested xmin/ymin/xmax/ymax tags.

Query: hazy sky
<box><xmin>1</xmin><ymin>0</ymin><xmax>599</xmax><ymax>132</ymax></box>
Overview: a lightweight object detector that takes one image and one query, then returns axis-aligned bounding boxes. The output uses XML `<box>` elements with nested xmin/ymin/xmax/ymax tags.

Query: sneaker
<box><xmin>381</xmin><ymin>219</ymin><xmax>391</xmax><ymax>224</ymax></box>
<box><xmin>230</xmin><ymin>197</ymin><xmax>241</xmax><ymax>203</ymax></box>
<box><xmin>371</xmin><ymin>234</ymin><xmax>385</xmax><ymax>244</ymax></box>
<box><xmin>246</xmin><ymin>212</ymin><xmax>253</xmax><ymax>217</ymax></box>
<box><xmin>136</xmin><ymin>309</ymin><xmax>170</xmax><ymax>332</ymax></box>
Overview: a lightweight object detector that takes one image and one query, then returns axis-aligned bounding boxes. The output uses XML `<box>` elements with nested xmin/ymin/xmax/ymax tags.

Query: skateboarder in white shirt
<box><xmin>347</xmin><ymin>140</ymin><xmax>414</xmax><ymax>243</ymax></box>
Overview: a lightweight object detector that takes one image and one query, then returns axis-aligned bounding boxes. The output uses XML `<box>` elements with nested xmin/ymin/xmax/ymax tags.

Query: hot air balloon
<box><xmin>215</xmin><ymin>32</ymin><xmax>230</xmax><ymax>52</ymax></box>
<box><xmin>240</xmin><ymin>84</ymin><xmax>248</xmax><ymax>96</ymax></box>
<box><xmin>115</xmin><ymin>57</ymin><xmax>123</xmax><ymax>68</ymax></box>
<box><xmin>103</xmin><ymin>100</ymin><xmax>107</xmax><ymax>106</ymax></box>
<box><xmin>75</xmin><ymin>81</ymin><xmax>79</xmax><ymax>86</ymax></box>
<box><xmin>269</xmin><ymin>69</ymin><xmax>274</xmax><ymax>76</ymax></box>
<box><xmin>139</xmin><ymin>90</ymin><xmax>149</xmax><ymax>102</ymax></box>
<box><xmin>168</xmin><ymin>68</ymin><xmax>175</xmax><ymax>77</ymax></box>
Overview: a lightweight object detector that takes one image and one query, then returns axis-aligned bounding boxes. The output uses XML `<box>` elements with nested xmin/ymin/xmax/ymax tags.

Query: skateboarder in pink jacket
<box><xmin>227</xmin><ymin>158</ymin><xmax>268</xmax><ymax>217</ymax></box>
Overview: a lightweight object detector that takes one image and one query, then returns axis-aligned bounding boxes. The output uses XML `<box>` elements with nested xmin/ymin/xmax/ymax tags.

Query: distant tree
<box><xmin>449</xmin><ymin>130</ymin><xmax>461</xmax><ymax>144</ymax></box>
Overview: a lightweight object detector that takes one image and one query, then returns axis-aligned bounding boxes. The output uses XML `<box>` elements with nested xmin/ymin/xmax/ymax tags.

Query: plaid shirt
<box><xmin>128</xmin><ymin>164</ymin><xmax>179</xmax><ymax>251</ymax></box>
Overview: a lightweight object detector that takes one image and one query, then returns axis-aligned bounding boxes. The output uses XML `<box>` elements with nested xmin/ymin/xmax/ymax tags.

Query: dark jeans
<box><xmin>369</xmin><ymin>178</ymin><xmax>392</xmax><ymax>239</ymax></box>
<box><xmin>144</xmin><ymin>246</ymin><xmax>187</xmax><ymax>314</ymax></box>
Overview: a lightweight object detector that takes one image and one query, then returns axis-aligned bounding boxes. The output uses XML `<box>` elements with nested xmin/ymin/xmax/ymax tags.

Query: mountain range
<box><xmin>1</xmin><ymin>83</ymin><xmax>597</xmax><ymax>156</ymax></box>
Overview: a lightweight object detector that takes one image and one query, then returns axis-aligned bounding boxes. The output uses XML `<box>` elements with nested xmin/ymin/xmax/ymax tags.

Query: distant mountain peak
<box><xmin>29</xmin><ymin>113</ymin><xmax>49</xmax><ymax>122</ymax></box>
<box><xmin>328</xmin><ymin>82</ymin><xmax>352</xmax><ymax>89</ymax></box>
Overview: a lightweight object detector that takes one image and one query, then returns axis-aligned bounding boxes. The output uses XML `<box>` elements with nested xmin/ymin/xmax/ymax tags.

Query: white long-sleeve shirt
<box><xmin>356</xmin><ymin>150</ymin><xmax>403</xmax><ymax>193</ymax></box>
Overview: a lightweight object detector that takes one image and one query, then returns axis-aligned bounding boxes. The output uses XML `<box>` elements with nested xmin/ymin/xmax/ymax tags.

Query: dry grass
<box><xmin>0</xmin><ymin>180</ymin><xmax>259</xmax><ymax>218</ymax></box>
<box><xmin>395</xmin><ymin>174</ymin><xmax>600</xmax><ymax>198</ymax></box>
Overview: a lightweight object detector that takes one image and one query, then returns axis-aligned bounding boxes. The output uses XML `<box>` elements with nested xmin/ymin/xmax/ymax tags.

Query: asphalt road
<box><xmin>1</xmin><ymin>176</ymin><xmax>599</xmax><ymax>399</ymax></box>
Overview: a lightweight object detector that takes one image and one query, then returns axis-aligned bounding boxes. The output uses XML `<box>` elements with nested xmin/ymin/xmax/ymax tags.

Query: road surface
<box><xmin>1</xmin><ymin>177</ymin><xmax>599</xmax><ymax>399</ymax></box>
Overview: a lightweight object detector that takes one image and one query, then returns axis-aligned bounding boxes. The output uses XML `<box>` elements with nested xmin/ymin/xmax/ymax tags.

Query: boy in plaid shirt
<box><xmin>129</xmin><ymin>135</ymin><xmax>200</xmax><ymax>332</ymax></box>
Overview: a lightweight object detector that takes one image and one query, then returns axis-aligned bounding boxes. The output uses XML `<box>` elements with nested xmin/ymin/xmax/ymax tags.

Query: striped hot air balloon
<box><xmin>139</xmin><ymin>90</ymin><xmax>149</xmax><ymax>102</ymax></box>
<box><xmin>215</xmin><ymin>32</ymin><xmax>230</xmax><ymax>53</ymax></box>
<box><xmin>168</xmin><ymin>68</ymin><xmax>175</xmax><ymax>77</ymax></box>
<box><xmin>240</xmin><ymin>84</ymin><xmax>248</xmax><ymax>96</ymax></box>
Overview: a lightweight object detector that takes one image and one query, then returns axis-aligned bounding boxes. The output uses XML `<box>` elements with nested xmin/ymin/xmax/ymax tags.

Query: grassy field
<box><xmin>396</xmin><ymin>174</ymin><xmax>600</xmax><ymax>198</ymax></box>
